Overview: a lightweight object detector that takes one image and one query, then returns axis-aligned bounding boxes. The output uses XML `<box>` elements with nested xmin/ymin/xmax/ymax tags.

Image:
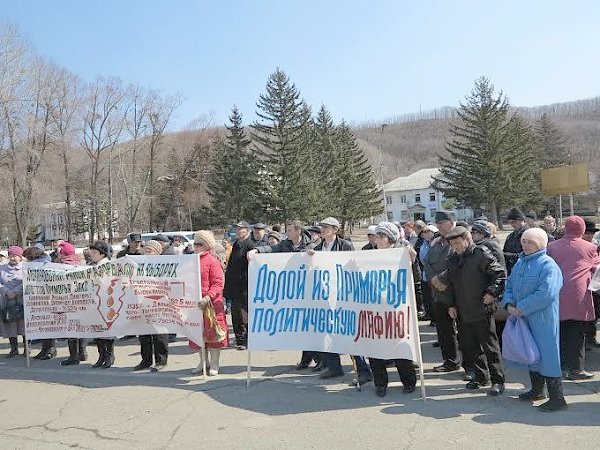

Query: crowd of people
<box><xmin>1</xmin><ymin>211</ymin><xmax>599</xmax><ymax>412</ymax></box>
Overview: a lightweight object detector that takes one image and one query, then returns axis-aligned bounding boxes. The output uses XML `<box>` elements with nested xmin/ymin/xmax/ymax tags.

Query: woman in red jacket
<box><xmin>190</xmin><ymin>230</ymin><xmax>228</xmax><ymax>375</ymax></box>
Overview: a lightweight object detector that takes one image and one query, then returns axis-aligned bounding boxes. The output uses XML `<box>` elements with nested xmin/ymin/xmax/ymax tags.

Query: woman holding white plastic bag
<box><xmin>190</xmin><ymin>230</ymin><xmax>228</xmax><ymax>375</ymax></box>
<box><xmin>502</xmin><ymin>228</ymin><xmax>566</xmax><ymax>412</ymax></box>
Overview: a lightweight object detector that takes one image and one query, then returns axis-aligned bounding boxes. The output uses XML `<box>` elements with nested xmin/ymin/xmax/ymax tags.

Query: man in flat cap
<box><xmin>224</xmin><ymin>221</ymin><xmax>256</xmax><ymax>349</ymax></box>
<box><xmin>251</xmin><ymin>223</ymin><xmax>269</xmax><ymax>246</ymax></box>
<box><xmin>440</xmin><ymin>226</ymin><xmax>506</xmax><ymax>395</ymax></box>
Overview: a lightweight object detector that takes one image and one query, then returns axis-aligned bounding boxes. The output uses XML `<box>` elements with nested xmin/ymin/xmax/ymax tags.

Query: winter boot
<box><xmin>61</xmin><ymin>339</ymin><xmax>80</xmax><ymax>365</ymax></box>
<box><xmin>519</xmin><ymin>371</ymin><xmax>547</xmax><ymax>401</ymax></box>
<box><xmin>538</xmin><ymin>377</ymin><xmax>568</xmax><ymax>412</ymax></box>
<box><xmin>208</xmin><ymin>348</ymin><xmax>221</xmax><ymax>376</ymax></box>
<box><xmin>34</xmin><ymin>339</ymin><xmax>57</xmax><ymax>360</ymax></box>
<box><xmin>92</xmin><ymin>340</ymin><xmax>106</xmax><ymax>368</ymax></box>
<box><xmin>191</xmin><ymin>349</ymin><xmax>207</xmax><ymax>374</ymax></box>
<box><xmin>7</xmin><ymin>337</ymin><xmax>18</xmax><ymax>358</ymax></box>
<box><xmin>102</xmin><ymin>340</ymin><xmax>115</xmax><ymax>368</ymax></box>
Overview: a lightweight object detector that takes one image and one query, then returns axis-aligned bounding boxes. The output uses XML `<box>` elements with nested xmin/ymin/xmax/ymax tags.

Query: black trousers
<box><xmin>231</xmin><ymin>294</ymin><xmax>248</xmax><ymax>345</ymax></box>
<box><xmin>369</xmin><ymin>358</ymin><xmax>416</xmax><ymax>388</ymax></box>
<box><xmin>414</xmin><ymin>281</ymin><xmax>424</xmax><ymax>314</ymax></box>
<box><xmin>560</xmin><ymin>320</ymin><xmax>589</xmax><ymax>371</ymax></box>
<box><xmin>421</xmin><ymin>282</ymin><xmax>435</xmax><ymax>320</ymax></box>
<box><xmin>433</xmin><ymin>301</ymin><xmax>459</xmax><ymax>366</ymax></box>
<box><xmin>460</xmin><ymin>316</ymin><xmax>504</xmax><ymax>384</ymax></box>
<box><xmin>139</xmin><ymin>334</ymin><xmax>168</xmax><ymax>365</ymax></box>
<box><xmin>300</xmin><ymin>351</ymin><xmax>321</xmax><ymax>365</ymax></box>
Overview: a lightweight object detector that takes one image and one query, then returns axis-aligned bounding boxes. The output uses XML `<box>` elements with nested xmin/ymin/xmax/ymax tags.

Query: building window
<box><xmin>386</xmin><ymin>196</ymin><xmax>392</xmax><ymax>205</ymax></box>
<box><xmin>386</xmin><ymin>211</ymin><xmax>393</xmax><ymax>220</ymax></box>
<box><xmin>429</xmin><ymin>192</ymin><xmax>436</xmax><ymax>201</ymax></box>
<box><xmin>415</xmin><ymin>194</ymin><xmax>421</xmax><ymax>203</ymax></box>
<box><xmin>400</xmin><ymin>194</ymin><xmax>406</xmax><ymax>204</ymax></box>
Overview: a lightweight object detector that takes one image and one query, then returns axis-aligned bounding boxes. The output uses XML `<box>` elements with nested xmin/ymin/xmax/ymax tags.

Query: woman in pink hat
<box><xmin>0</xmin><ymin>246</ymin><xmax>26</xmax><ymax>357</ymax></box>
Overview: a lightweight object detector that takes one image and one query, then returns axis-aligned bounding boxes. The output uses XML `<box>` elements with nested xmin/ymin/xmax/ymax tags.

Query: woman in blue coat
<box><xmin>502</xmin><ymin>228</ymin><xmax>567</xmax><ymax>412</ymax></box>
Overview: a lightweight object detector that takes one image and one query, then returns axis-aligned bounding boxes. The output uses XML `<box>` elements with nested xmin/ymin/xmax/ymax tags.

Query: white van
<box><xmin>121</xmin><ymin>231</ymin><xmax>196</xmax><ymax>247</ymax></box>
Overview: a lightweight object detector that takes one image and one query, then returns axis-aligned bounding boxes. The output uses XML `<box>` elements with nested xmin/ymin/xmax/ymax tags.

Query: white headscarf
<box><xmin>521</xmin><ymin>228</ymin><xmax>548</xmax><ymax>251</ymax></box>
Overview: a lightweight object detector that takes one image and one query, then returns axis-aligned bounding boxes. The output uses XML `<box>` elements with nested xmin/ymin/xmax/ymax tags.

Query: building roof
<box><xmin>385</xmin><ymin>168</ymin><xmax>440</xmax><ymax>192</ymax></box>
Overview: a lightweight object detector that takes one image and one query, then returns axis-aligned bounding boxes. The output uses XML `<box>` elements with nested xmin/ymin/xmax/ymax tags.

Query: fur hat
<box><xmin>89</xmin><ymin>241</ymin><xmax>111</xmax><ymax>258</ymax></box>
<box><xmin>194</xmin><ymin>230</ymin><xmax>216</xmax><ymax>250</ymax></box>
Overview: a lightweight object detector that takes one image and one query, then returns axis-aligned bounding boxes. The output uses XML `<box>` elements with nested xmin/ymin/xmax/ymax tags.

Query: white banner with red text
<box><xmin>248</xmin><ymin>248</ymin><xmax>420</xmax><ymax>360</ymax></box>
<box><xmin>23</xmin><ymin>255</ymin><xmax>203</xmax><ymax>343</ymax></box>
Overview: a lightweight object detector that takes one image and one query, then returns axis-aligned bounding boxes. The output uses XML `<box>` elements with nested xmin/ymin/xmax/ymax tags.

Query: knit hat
<box><xmin>456</xmin><ymin>220</ymin><xmax>469</xmax><ymax>229</ymax></box>
<box><xmin>374</xmin><ymin>221</ymin><xmax>400</xmax><ymax>243</ymax></box>
<box><xmin>58</xmin><ymin>241</ymin><xmax>76</xmax><ymax>256</ymax></box>
<box><xmin>525</xmin><ymin>211</ymin><xmax>537</xmax><ymax>221</ymax></box>
<box><xmin>8</xmin><ymin>245</ymin><xmax>23</xmax><ymax>257</ymax></box>
<box><xmin>306</xmin><ymin>225</ymin><xmax>321</xmax><ymax>234</ymax></box>
<box><xmin>194</xmin><ymin>230</ymin><xmax>216</xmax><ymax>250</ymax></box>
<box><xmin>268</xmin><ymin>231</ymin><xmax>282</xmax><ymax>242</ymax></box>
<box><xmin>366</xmin><ymin>225</ymin><xmax>377</xmax><ymax>235</ymax></box>
<box><xmin>563</xmin><ymin>215</ymin><xmax>585</xmax><ymax>238</ymax></box>
<box><xmin>143</xmin><ymin>240</ymin><xmax>163</xmax><ymax>255</ymax></box>
<box><xmin>89</xmin><ymin>241</ymin><xmax>111</xmax><ymax>258</ymax></box>
<box><xmin>471</xmin><ymin>220</ymin><xmax>492</xmax><ymax>238</ymax></box>
<box><xmin>522</xmin><ymin>228</ymin><xmax>548</xmax><ymax>250</ymax></box>
<box><xmin>507</xmin><ymin>207</ymin><xmax>526</xmax><ymax>221</ymax></box>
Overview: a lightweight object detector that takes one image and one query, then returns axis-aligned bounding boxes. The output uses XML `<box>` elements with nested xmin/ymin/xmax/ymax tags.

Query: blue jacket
<box><xmin>502</xmin><ymin>249</ymin><xmax>563</xmax><ymax>377</ymax></box>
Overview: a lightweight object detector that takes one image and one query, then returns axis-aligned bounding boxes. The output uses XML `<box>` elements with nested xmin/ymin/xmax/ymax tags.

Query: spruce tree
<box><xmin>312</xmin><ymin>105</ymin><xmax>339</xmax><ymax>220</ymax></box>
<box><xmin>534</xmin><ymin>113</ymin><xmax>571</xmax><ymax>169</ymax></box>
<box><xmin>251</xmin><ymin>68</ymin><xmax>310</xmax><ymax>222</ymax></box>
<box><xmin>208</xmin><ymin>105</ymin><xmax>260</xmax><ymax>224</ymax></box>
<box><xmin>434</xmin><ymin>77</ymin><xmax>536</xmax><ymax>223</ymax></box>
<box><xmin>333</xmin><ymin>121</ymin><xmax>383</xmax><ymax>231</ymax></box>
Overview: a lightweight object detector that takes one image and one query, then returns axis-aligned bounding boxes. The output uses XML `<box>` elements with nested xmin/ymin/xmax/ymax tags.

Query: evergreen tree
<box><xmin>333</xmin><ymin>121</ymin><xmax>383</xmax><ymax>230</ymax></box>
<box><xmin>534</xmin><ymin>113</ymin><xmax>571</xmax><ymax>169</ymax></box>
<box><xmin>434</xmin><ymin>77</ymin><xmax>538</xmax><ymax>223</ymax></box>
<box><xmin>312</xmin><ymin>105</ymin><xmax>339</xmax><ymax>220</ymax></box>
<box><xmin>207</xmin><ymin>106</ymin><xmax>261</xmax><ymax>224</ymax></box>
<box><xmin>251</xmin><ymin>68</ymin><xmax>311</xmax><ymax>222</ymax></box>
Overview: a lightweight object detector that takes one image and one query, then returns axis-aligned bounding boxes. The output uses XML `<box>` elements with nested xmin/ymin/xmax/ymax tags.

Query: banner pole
<box><xmin>246</xmin><ymin>351</ymin><xmax>251</xmax><ymax>387</ymax></box>
<box><xmin>25</xmin><ymin>336</ymin><xmax>30</xmax><ymax>368</ymax></box>
<box><xmin>202</xmin><ymin>347</ymin><xmax>207</xmax><ymax>381</ymax></box>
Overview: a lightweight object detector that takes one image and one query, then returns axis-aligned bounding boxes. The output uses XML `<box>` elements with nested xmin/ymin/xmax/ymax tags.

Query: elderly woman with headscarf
<box><xmin>368</xmin><ymin>222</ymin><xmax>417</xmax><ymax>397</ymax></box>
<box><xmin>0</xmin><ymin>246</ymin><xmax>26</xmax><ymax>357</ymax></box>
<box><xmin>502</xmin><ymin>228</ymin><xmax>566</xmax><ymax>412</ymax></box>
<box><xmin>547</xmin><ymin>216</ymin><xmax>600</xmax><ymax>381</ymax></box>
<box><xmin>190</xmin><ymin>230</ymin><xmax>228</xmax><ymax>376</ymax></box>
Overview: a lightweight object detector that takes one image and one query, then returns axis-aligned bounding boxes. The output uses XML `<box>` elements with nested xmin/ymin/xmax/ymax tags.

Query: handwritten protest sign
<box><xmin>23</xmin><ymin>255</ymin><xmax>203</xmax><ymax>343</ymax></box>
<box><xmin>247</xmin><ymin>248</ymin><xmax>420</xmax><ymax>361</ymax></box>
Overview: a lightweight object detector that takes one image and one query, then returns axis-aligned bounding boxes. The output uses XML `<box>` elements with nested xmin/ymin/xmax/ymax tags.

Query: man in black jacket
<box><xmin>224</xmin><ymin>221</ymin><xmax>255</xmax><ymax>349</ymax></box>
<box><xmin>248</xmin><ymin>220</ymin><xmax>315</xmax><ymax>255</ymax></box>
<box><xmin>503</xmin><ymin>207</ymin><xmax>529</xmax><ymax>275</ymax></box>
<box><xmin>441</xmin><ymin>226</ymin><xmax>506</xmax><ymax>396</ymax></box>
<box><xmin>116</xmin><ymin>233</ymin><xmax>143</xmax><ymax>258</ymax></box>
<box><xmin>250</xmin><ymin>223</ymin><xmax>270</xmax><ymax>246</ymax></box>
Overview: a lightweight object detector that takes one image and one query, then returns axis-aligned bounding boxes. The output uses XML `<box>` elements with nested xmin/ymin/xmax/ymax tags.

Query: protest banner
<box><xmin>247</xmin><ymin>248</ymin><xmax>421</xmax><ymax>362</ymax></box>
<box><xmin>23</xmin><ymin>255</ymin><xmax>203</xmax><ymax>344</ymax></box>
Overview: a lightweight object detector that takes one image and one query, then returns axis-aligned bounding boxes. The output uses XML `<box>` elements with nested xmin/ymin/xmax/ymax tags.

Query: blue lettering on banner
<box><xmin>253</xmin><ymin>264</ymin><xmax>307</xmax><ymax>304</ymax></box>
<box><xmin>334</xmin><ymin>265</ymin><xmax>408</xmax><ymax>307</ymax></box>
<box><xmin>252</xmin><ymin>307</ymin><xmax>357</xmax><ymax>337</ymax></box>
